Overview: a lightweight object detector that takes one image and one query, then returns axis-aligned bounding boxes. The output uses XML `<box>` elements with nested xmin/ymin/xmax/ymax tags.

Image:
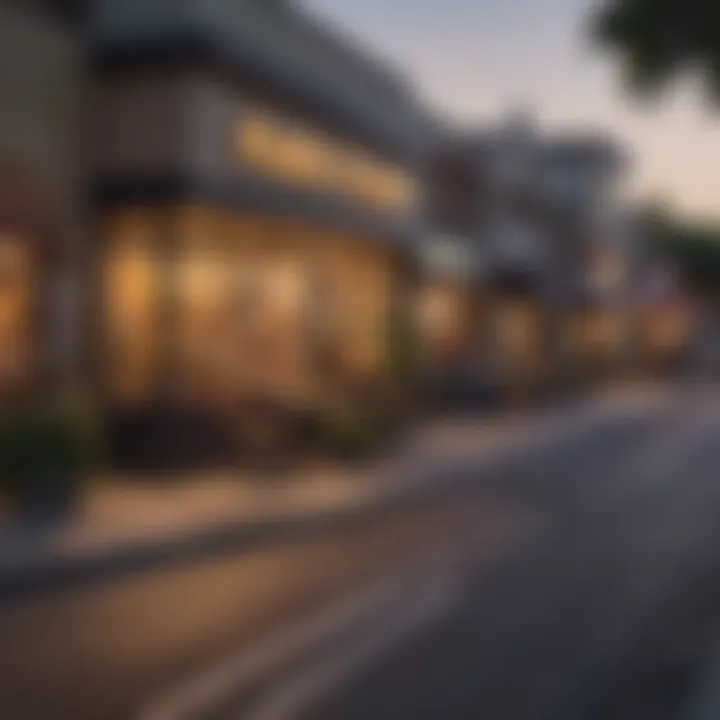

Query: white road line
<box><xmin>139</xmin><ymin>546</ymin><xmax>467</xmax><ymax>720</ymax></box>
<box><xmin>245</xmin><ymin>570</ymin><xmax>463</xmax><ymax>720</ymax></box>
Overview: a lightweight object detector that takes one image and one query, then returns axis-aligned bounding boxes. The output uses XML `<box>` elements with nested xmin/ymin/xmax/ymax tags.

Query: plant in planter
<box><xmin>0</xmin><ymin>397</ymin><xmax>98</xmax><ymax>519</ymax></box>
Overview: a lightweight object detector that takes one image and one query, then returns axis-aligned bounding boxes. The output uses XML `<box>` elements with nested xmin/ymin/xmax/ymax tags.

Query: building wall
<box><xmin>93</xmin><ymin>68</ymin><xmax>417</xmax><ymax>220</ymax></box>
<box><xmin>91</xmin><ymin>0</ymin><xmax>433</xmax><ymax>158</ymax></box>
<box><xmin>92</xmin><ymin>70</ymin><xmax>241</xmax><ymax>179</ymax></box>
<box><xmin>92</xmin><ymin>71</ymin><xmax>191</xmax><ymax>176</ymax></box>
<box><xmin>0</xmin><ymin>7</ymin><xmax>84</xmax><ymax>388</ymax></box>
<box><xmin>0</xmin><ymin>9</ymin><xmax>82</xmax><ymax>213</ymax></box>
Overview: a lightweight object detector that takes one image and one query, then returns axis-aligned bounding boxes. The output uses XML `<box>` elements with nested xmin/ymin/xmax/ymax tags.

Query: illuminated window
<box><xmin>102</xmin><ymin>211</ymin><xmax>160</xmax><ymax>403</ymax></box>
<box><xmin>173</xmin><ymin>241</ymin><xmax>237</xmax><ymax>402</ymax></box>
<box><xmin>239</xmin><ymin>112</ymin><xmax>277</xmax><ymax>171</ymax></box>
<box><xmin>495</xmin><ymin>300</ymin><xmax>543</xmax><ymax>379</ymax></box>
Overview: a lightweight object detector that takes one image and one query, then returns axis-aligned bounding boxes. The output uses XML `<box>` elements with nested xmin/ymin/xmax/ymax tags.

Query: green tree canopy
<box><xmin>594</xmin><ymin>0</ymin><xmax>720</xmax><ymax>97</ymax></box>
<box><xmin>646</xmin><ymin>210</ymin><xmax>720</xmax><ymax>295</ymax></box>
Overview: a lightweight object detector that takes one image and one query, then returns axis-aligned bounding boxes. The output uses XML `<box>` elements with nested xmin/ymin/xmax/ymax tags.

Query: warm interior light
<box><xmin>237</xmin><ymin>108</ymin><xmax>416</xmax><ymax>211</ymax></box>
<box><xmin>0</xmin><ymin>233</ymin><xmax>33</xmax><ymax>388</ymax></box>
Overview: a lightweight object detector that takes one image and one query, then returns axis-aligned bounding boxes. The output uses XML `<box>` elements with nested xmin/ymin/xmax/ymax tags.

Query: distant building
<box><xmin>417</xmin><ymin>136</ymin><xmax>485</xmax><ymax>378</ymax></box>
<box><xmin>433</xmin><ymin>112</ymin><xmax>630</xmax><ymax>395</ymax></box>
<box><xmin>538</xmin><ymin>135</ymin><xmax>630</xmax><ymax>380</ymax></box>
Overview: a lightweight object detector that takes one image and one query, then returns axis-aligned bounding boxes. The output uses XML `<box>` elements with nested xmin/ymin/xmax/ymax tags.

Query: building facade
<box><xmin>0</xmin><ymin>1</ymin><xmax>85</xmax><ymax>400</ymax></box>
<box><xmin>437</xmin><ymin>113</ymin><xmax>630</xmax><ymax>399</ymax></box>
<box><xmin>0</xmin><ymin>1</ymin><xmax>635</xmax><ymax>465</ymax></box>
<box><xmin>418</xmin><ymin>138</ymin><xmax>485</xmax><ymax>380</ymax></box>
<box><xmin>0</xmin><ymin>0</ymin><xmax>438</xmax><ymax>464</ymax></box>
<box><xmin>87</xmin><ymin>0</ymin><xmax>436</xmax><ymax>461</ymax></box>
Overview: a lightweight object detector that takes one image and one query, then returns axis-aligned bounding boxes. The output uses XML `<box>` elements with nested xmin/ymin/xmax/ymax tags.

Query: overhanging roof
<box><xmin>90</xmin><ymin>0</ymin><xmax>440</xmax><ymax>159</ymax></box>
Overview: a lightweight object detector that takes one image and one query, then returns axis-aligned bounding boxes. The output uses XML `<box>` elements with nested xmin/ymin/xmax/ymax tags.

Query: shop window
<box><xmin>103</xmin><ymin>212</ymin><xmax>160</xmax><ymax>403</ymax></box>
<box><xmin>495</xmin><ymin>300</ymin><xmax>543</xmax><ymax>379</ymax></box>
<box><xmin>417</xmin><ymin>284</ymin><xmax>467</xmax><ymax>365</ymax></box>
<box><xmin>174</xmin><ymin>242</ymin><xmax>238</xmax><ymax>402</ymax></box>
<box><xmin>313</xmin><ymin>239</ymin><xmax>391</xmax><ymax>380</ymax></box>
<box><xmin>173</xmin><ymin>211</ymin><xmax>316</xmax><ymax>403</ymax></box>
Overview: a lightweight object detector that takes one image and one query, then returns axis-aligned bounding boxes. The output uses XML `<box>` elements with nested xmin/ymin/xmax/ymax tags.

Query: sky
<box><xmin>304</xmin><ymin>0</ymin><xmax>720</xmax><ymax>222</ymax></box>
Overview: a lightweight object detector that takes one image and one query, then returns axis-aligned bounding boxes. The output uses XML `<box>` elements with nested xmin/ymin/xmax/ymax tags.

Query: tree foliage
<box><xmin>594</xmin><ymin>0</ymin><xmax>720</xmax><ymax>97</ymax></box>
<box><xmin>648</xmin><ymin>212</ymin><xmax>720</xmax><ymax>295</ymax></box>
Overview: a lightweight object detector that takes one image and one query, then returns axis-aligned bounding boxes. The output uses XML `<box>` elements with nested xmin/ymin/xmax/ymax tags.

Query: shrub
<box><xmin>0</xmin><ymin>397</ymin><xmax>98</xmax><ymax>518</ymax></box>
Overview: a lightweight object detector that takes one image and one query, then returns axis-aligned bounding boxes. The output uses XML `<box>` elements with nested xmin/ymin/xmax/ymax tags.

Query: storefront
<box><xmin>570</xmin><ymin>243</ymin><xmax>632</xmax><ymax>382</ymax></box>
<box><xmin>414</xmin><ymin>234</ymin><xmax>484</xmax><ymax>373</ymax></box>
<box><xmin>484</xmin><ymin>214</ymin><xmax>552</xmax><ymax>400</ymax></box>
<box><xmin>90</xmin><ymin>0</ymin><xmax>433</xmax><ymax>463</ymax></box>
<box><xmin>487</xmin><ymin>270</ymin><xmax>550</xmax><ymax>400</ymax></box>
<box><xmin>0</xmin><ymin>3</ymin><xmax>84</xmax><ymax>400</ymax></box>
<box><xmin>100</xmin><ymin>207</ymin><xmax>401</xmax><ymax>412</ymax></box>
<box><xmin>635</xmin><ymin>266</ymin><xmax>697</xmax><ymax>376</ymax></box>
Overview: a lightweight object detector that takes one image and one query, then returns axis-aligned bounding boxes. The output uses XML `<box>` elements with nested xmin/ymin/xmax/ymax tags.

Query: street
<box><xmin>4</xmin><ymin>392</ymin><xmax>720</xmax><ymax>719</ymax></box>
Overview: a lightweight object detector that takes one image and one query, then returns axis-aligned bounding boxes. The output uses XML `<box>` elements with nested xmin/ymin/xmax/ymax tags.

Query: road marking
<box><xmin>245</xmin><ymin>571</ymin><xmax>461</xmax><ymax>720</ymax></box>
<box><xmin>139</xmin><ymin>546</ymin><xmax>467</xmax><ymax>720</ymax></box>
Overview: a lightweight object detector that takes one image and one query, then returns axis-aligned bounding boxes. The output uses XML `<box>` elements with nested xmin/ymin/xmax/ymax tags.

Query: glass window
<box><xmin>174</xmin><ymin>242</ymin><xmax>237</xmax><ymax>402</ymax></box>
<box><xmin>102</xmin><ymin>211</ymin><xmax>160</xmax><ymax>403</ymax></box>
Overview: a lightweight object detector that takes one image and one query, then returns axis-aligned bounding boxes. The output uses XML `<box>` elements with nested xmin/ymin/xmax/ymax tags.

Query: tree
<box><xmin>646</xmin><ymin>210</ymin><xmax>720</xmax><ymax>296</ymax></box>
<box><xmin>594</xmin><ymin>0</ymin><xmax>720</xmax><ymax>98</ymax></box>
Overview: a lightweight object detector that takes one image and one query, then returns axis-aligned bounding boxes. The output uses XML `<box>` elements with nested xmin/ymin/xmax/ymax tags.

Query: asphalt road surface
<box><xmin>4</xmin><ymin>390</ymin><xmax>720</xmax><ymax>720</ymax></box>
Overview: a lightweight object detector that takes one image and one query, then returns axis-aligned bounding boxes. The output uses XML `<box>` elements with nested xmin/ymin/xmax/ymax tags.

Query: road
<box><xmin>4</xmin><ymin>390</ymin><xmax>720</xmax><ymax>720</ymax></box>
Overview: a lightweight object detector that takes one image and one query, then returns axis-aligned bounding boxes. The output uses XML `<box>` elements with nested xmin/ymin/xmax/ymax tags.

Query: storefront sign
<box><xmin>236</xmin><ymin>108</ymin><xmax>416</xmax><ymax>212</ymax></box>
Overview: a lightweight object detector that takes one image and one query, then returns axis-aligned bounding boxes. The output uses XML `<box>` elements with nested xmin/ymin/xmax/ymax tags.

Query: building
<box><xmin>0</xmin><ymin>0</ymin><xmax>439</xmax><ymax>464</ymax></box>
<box><xmin>87</xmin><ymin>0</ymin><xmax>439</xmax><ymax>462</ymax></box>
<box><xmin>0</xmin><ymin>2</ymin><xmax>634</xmax><ymax>466</ymax></box>
<box><xmin>0</xmin><ymin>0</ymin><xmax>85</xmax><ymax>400</ymax></box>
<box><xmin>417</xmin><ymin>135</ymin><xmax>485</xmax><ymax>382</ymax></box>
<box><xmin>629</xmin><ymin>213</ymin><xmax>698</xmax><ymax>377</ymax></box>
<box><xmin>537</xmin><ymin>135</ymin><xmax>629</xmax><ymax>383</ymax></box>
<box><xmin>439</xmin><ymin>113</ymin><xmax>630</xmax><ymax>398</ymax></box>
<box><xmin>454</xmin><ymin>114</ymin><xmax>557</xmax><ymax>399</ymax></box>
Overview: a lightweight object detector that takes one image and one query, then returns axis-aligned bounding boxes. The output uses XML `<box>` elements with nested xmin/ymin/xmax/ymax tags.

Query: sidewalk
<box><xmin>0</xmin><ymin>388</ymin><xmax>673</xmax><ymax>595</ymax></box>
